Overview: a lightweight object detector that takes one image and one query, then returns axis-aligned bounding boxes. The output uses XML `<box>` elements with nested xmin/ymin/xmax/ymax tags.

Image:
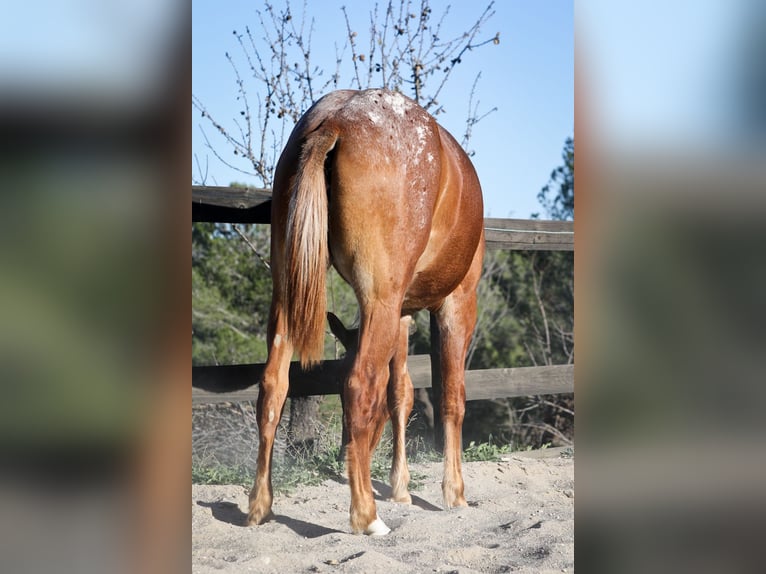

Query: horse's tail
<box><xmin>283</xmin><ymin>128</ymin><xmax>338</xmax><ymax>368</ymax></box>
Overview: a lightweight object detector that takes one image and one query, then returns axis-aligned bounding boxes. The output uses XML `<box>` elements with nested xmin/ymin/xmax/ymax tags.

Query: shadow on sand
<box><xmin>371</xmin><ymin>479</ymin><xmax>442</xmax><ymax>511</ymax></box>
<box><xmin>196</xmin><ymin>500</ymin><xmax>343</xmax><ymax>538</ymax></box>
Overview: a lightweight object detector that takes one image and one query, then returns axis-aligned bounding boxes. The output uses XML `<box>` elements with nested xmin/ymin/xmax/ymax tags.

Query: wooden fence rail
<box><xmin>191</xmin><ymin>185</ymin><xmax>574</xmax><ymax>408</ymax></box>
<box><xmin>192</xmin><ymin>185</ymin><xmax>574</xmax><ymax>251</ymax></box>
<box><xmin>192</xmin><ymin>356</ymin><xmax>573</xmax><ymax>405</ymax></box>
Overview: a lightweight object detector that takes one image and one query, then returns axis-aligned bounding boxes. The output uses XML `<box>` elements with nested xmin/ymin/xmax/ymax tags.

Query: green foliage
<box><xmin>472</xmin><ymin>138</ymin><xmax>574</xmax><ymax>372</ymax></box>
<box><xmin>462</xmin><ymin>437</ymin><xmax>512</xmax><ymax>462</ymax></box>
<box><xmin>192</xmin><ymin>222</ymin><xmax>273</xmax><ymax>366</ymax></box>
<box><xmin>535</xmin><ymin>136</ymin><xmax>574</xmax><ymax>221</ymax></box>
<box><xmin>192</xmin><ymin>463</ymin><xmax>253</xmax><ymax>486</ymax></box>
<box><xmin>462</xmin><ymin>135</ymin><xmax>574</xmax><ymax>448</ymax></box>
<box><xmin>469</xmin><ymin>250</ymin><xmax>573</xmax><ymax>371</ymax></box>
<box><xmin>192</xmin><ymin>221</ymin><xmax>360</xmax><ymax>366</ymax></box>
<box><xmin>270</xmin><ymin>454</ymin><xmax>336</xmax><ymax>493</ymax></box>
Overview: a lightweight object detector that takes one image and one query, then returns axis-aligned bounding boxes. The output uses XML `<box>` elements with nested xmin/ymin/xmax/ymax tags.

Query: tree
<box><xmin>462</xmin><ymin>136</ymin><xmax>574</xmax><ymax>448</ymax></box>
<box><xmin>192</xmin><ymin>219</ymin><xmax>273</xmax><ymax>367</ymax></box>
<box><xmin>193</xmin><ymin>0</ymin><xmax>498</xmax><ymax>186</ymax></box>
<box><xmin>535</xmin><ymin>136</ymin><xmax>573</xmax><ymax>221</ymax></box>
<box><xmin>192</xmin><ymin>0</ymin><xmax>499</xmax><ymax>454</ymax></box>
<box><xmin>515</xmin><ymin>136</ymin><xmax>574</xmax><ymax>447</ymax></box>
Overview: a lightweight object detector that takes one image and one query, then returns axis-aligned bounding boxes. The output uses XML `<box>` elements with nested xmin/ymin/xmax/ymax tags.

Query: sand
<box><xmin>192</xmin><ymin>447</ymin><xmax>573</xmax><ymax>573</ymax></box>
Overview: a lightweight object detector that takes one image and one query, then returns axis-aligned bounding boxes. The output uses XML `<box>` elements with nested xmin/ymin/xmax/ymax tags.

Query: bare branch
<box><xmin>531</xmin><ymin>254</ymin><xmax>553</xmax><ymax>365</ymax></box>
<box><xmin>518</xmin><ymin>422</ymin><xmax>573</xmax><ymax>446</ymax></box>
<box><xmin>342</xmin><ymin>6</ymin><xmax>364</xmax><ymax>90</ymax></box>
<box><xmin>462</xmin><ymin>72</ymin><xmax>498</xmax><ymax>153</ymax></box>
<box><xmin>233</xmin><ymin>224</ymin><xmax>272</xmax><ymax>272</ymax></box>
<box><xmin>193</xmin><ymin>153</ymin><xmax>209</xmax><ymax>185</ymax></box>
<box><xmin>196</xmin><ymin>124</ymin><xmax>259</xmax><ymax>179</ymax></box>
<box><xmin>522</xmin><ymin>340</ymin><xmax>539</xmax><ymax>367</ymax></box>
<box><xmin>194</xmin><ymin>0</ymin><xmax>499</xmax><ymax>198</ymax></box>
<box><xmin>539</xmin><ymin>399</ymin><xmax>575</xmax><ymax>417</ymax></box>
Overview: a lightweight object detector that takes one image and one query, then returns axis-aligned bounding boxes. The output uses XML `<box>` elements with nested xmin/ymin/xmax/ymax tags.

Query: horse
<box><xmin>247</xmin><ymin>88</ymin><xmax>485</xmax><ymax>535</ymax></box>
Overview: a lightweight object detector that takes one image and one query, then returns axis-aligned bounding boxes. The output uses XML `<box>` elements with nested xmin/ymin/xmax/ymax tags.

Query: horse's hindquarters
<box><xmin>261</xmin><ymin>88</ymin><xmax>486</xmax><ymax>535</ymax></box>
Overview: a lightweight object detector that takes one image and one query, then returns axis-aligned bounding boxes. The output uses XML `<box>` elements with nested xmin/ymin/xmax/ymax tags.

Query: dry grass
<box><xmin>192</xmin><ymin>399</ymin><xmax>440</xmax><ymax>491</ymax></box>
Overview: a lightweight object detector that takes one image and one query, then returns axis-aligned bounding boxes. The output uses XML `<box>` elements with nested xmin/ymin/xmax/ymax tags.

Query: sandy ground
<box><xmin>192</xmin><ymin>447</ymin><xmax>573</xmax><ymax>573</ymax></box>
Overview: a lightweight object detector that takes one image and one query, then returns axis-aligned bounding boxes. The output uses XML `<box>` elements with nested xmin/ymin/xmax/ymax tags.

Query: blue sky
<box><xmin>192</xmin><ymin>1</ymin><xmax>573</xmax><ymax>218</ymax></box>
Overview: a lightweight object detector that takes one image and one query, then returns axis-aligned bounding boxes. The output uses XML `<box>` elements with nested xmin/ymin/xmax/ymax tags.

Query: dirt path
<box><xmin>192</xmin><ymin>447</ymin><xmax>573</xmax><ymax>573</ymax></box>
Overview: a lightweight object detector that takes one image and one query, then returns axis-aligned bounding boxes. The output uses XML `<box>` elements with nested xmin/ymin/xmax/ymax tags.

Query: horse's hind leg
<box><xmin>388</xmin><ymin>316</ymin><xmax>414</xmax><ymax>503</ymax></box>
<box><xmin>433</xmin><ymin>248</ymin><xmax>482</xmax><ymax>510</ymax></box>
<box><xmin>344</xmin><ymin>302</ymin><xmax>400</xmax><ymax>535</ymax></box>
<box><xmin>247</xmin><ymin>301</ymin><xmax>293</xmax><ymax>525</ymax></box>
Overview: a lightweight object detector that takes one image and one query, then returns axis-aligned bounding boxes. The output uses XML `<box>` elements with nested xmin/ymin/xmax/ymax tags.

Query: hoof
<box><xmin>442</xmin><ymin>489</ymin><xmax>467</xmax><ymax>510</ymax></box>
<box><xmin>444</xmin><ymin>496</ymin><xmax>467</xmax><ymax>510</ymax></box>
<box><xmin>442</xmin><ymin>480</ymin><xmax>467</xmax><ymax>510</ymax></box>
<box><xmin>388</xmin><ymin>492</ymin><xmax>412</xmax><ymax>504</ymax></box>
<box><xmin>364</xmin><ymin>515</ymin><xmax>391</xmax><ymax>536</ymax></box>
<box><xmin>246</xmin><ymin>506</ymin><xmax>274</xmax><ymax>526</ymax></box>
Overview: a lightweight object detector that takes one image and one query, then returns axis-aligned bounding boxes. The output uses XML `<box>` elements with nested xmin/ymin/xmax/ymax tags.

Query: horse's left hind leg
<box><xmin>247</xmin><ymin>303</ymin><xmax>293</xmax><ymax>525</ymax></box>
<box><xmin>344</xmin><ymin>302</ymin><xmax>401</xmax><ymax>535</ymax></box>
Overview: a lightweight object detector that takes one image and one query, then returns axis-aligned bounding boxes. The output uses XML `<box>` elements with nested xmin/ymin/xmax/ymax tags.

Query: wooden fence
<box><xmin>192</xmin><ymin>185</ymin><xmax>574</xmax><ymax>414</ymax></box>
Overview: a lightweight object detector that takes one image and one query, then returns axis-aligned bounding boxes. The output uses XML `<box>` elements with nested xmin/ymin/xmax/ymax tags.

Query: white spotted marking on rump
<box><xmin>383</xmin><ymin>91</ymin><xmax>408</xmax><ymax>116</ymax></box>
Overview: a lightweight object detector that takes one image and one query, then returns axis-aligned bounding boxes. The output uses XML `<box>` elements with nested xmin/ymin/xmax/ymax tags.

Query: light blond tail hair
<box><xmin>283</xmin><ymin>129</ymin><xmax>338</xmax><ymax>368</ymax></box>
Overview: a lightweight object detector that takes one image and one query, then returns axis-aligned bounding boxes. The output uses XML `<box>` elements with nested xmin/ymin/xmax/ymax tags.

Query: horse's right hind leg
<box><xmin>434</xmin><ymin>239</ymin><xmax>483</xmax><ymax>510</ymax></box>
<box><xmin>247</xmin><ymin>302</ymin><xmax>293</xmax><ymax>526</ymax></box>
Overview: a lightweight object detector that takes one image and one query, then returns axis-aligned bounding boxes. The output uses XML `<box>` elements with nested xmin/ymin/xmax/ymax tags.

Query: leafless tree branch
<box><xmin>518</xmin><ymin>422</ymin><xmax>573</xmax><ymax>446</ymax></box>
<box><xmin>232</xmin><ymin>224</ymin><xmax>272</xmax><ymax>272</ymax></box>
<box><xmin>193</xmin><ymin>0</ymin><xmax>499</xmax><ymax>187</ymax></box>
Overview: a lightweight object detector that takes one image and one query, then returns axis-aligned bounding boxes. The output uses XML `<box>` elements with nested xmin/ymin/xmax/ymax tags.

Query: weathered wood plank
<box><xmin>192</xmin><ymin>185</ymin><xmax>272</xmax><ymax>208</ymax></box>
<box><xmin>483</xmin><ymin>218</ymin><xmax>573</xmax><ymax>232</ymax></box>
<box><xmin>191</xmin><ymin>187</ymin><xmax>574</xmax><ymax>250</ymax></box>
<box><xmin>192</xmin><ymin>357</ymin><xmax>573</xmax><ymax>404</ymax></box>
<box><xmin>192</xmin><ymin>355</ymin><xmax>432</xmax><ymax>403</ymax></box>
<box><xmin>192</xmin><ymin>358</ymin><xmax>345</xmax><ymax>399</ymax></box>
<box><xmin>192</xmin><ymin>185</ymin><xmax>272</xmax><ymax>223</ymax></box>
<box><xmin>483</xmin><ymin>217</ymin><xmax>573</xmax><ymax>251</ymax></box>
<box><xmin>464</xmin><ymin>364</ymin><xmax>573</xmax><ymax>400</ymax></box>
